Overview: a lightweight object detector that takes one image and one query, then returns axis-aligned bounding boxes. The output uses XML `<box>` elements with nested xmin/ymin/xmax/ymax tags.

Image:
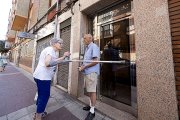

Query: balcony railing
<box><xmin>7</xmin><ymin>30</ymin><xmax>16</xmax><ymax>42</ymax></box>
<box><xmin>11</xmin><ymin>0</ymin><xmax>30</xmax><ymax>31</ymax></box>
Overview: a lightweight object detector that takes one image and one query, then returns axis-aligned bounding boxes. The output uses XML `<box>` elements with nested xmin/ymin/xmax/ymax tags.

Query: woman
<box><xmin>2</xmin><ymin>53</ymin><xmax>8</xmax><ymax>71</ymax></box>
<box><xmin>33</xmin><ymin>38</ymin><xmax>70</xmax><ymax>120</ymax></box>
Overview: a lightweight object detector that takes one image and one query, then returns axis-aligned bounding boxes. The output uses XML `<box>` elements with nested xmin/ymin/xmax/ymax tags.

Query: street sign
<box><xmin>17</xmin><ymin>32</ymin><xmax>35</xmax><ymax>40</ymax></box>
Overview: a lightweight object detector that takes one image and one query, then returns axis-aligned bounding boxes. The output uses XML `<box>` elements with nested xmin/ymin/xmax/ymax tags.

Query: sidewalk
<box><xmin>0</xmin><ymin>64</ymin><xmax>112</xmax><ymax>120</ymax></box>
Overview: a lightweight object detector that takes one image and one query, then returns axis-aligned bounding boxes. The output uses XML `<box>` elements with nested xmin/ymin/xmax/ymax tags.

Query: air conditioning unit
<box><xmin>5</xmin><ymin>41</ymin><xmax>12</xmax><ymax>49</ymax></box>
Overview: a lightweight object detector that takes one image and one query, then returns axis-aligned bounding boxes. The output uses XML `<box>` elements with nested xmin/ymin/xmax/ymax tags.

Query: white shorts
<box><xmin>84</xmin><ymin>72</ymin><xmax>98</xmax><ymax>92</ymax></box>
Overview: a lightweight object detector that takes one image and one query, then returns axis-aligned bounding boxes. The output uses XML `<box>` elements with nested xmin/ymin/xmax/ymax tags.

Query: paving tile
<box><xmin>51</xmin><ymin>87</ymin><xmax>64</xmax><ymax>95</ymax></box>
<box><xmin>94</xmin><ymin>112</ymin><xmax>105</xmax><ymax>120</ymax></box>
<box><xmin>17</xmin><ymin>113</ymin><xmax>34</xmax><ymax>120</ymax></box>
<box><xmin>18</xmin><ymin>115</ymin><xmax>32</xmax><ymax>120</ymax></box>
<box><xmin>27</xmin><ymin>104</ymin><xmax>36</xmax><ymax>114</ymax></box>
<box><xmin>56</xmin><ymin>98</ymin><xmax>73</xmax><ymax>107</ymax></box>
<box><xmin>0</xmin><ymin>116</ymin><xmax>7</xmax><ymax>120</ymax></box>
<box><xmin>46</xmin><ymin>98</ymin><xmax>63</xmax><ymax>113</ymax></box>
<box><xmin>7</xmin><ymin>108</ymin><xmax>28</xmax><ymax>120</ymax></box>
<box><xmin>65</xmin><ymin>102</ymin><xmax>87</xmax><ymax>120</ymax></box>
<box><xmin>103</xmin><ymin>116</ymin><xmax>113</xmax><ymax>120</ymax></box>
<box><xmin>0</xmin><ymin>99</ymin><xmax>8</xmax><ymax>116</ymax></box>
<box><xmin>51</xmin><ymin>93</ymin><xmax>66</xmax><ymax>100</ymax></box>
<box><xmin>47</xmin><ymin>98</ymin><xmax>60</xmax><ymax>108</ymax></box>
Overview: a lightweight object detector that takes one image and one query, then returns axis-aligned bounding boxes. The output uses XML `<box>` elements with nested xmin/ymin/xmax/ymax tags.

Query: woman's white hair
<box><xmin>50</xmin><ymin>38</ymin><xmax>63</xmax><ymax>45</ymax></box>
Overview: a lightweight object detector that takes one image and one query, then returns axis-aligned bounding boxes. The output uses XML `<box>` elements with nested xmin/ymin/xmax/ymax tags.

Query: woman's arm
<box><xmin>45</xmin><ymin>52</ymin><xmax>70</xmax><ymax>67</ymax></box>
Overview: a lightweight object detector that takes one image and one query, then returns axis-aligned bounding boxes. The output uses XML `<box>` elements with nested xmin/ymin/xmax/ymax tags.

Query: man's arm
<box><xmin>84</xmin><ymin>57</ymin><xmax>98</xmax><ymax>68</ymax></box>
<box><xmin>78</xmin><ymin>57</ymin><xmax>98</xmax><ymax>71</ymax></box>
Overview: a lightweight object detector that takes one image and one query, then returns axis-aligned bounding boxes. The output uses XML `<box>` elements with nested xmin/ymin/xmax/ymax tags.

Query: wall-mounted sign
<box><xmin>17</xmin><ymin>32</ymin><xmax>35</xmax><ymax>40</ymax></box>
<box><xmin>98</xmin><ymin>0</ymin><xmax>131</xmax><ymax>23</ymax></box>
<box><xmin>38</xmin><ymin>22</ymin><xmax>55</xmax><ymax>39</ymax></box>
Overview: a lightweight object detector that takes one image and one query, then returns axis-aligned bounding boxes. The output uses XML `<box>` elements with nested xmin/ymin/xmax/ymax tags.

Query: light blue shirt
<box><xmin>83</xmin><ymin>42</ymin><xmax>100</xmax><ymax>75</ymax></box>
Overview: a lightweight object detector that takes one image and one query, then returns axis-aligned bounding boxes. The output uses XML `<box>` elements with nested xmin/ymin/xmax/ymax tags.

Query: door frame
<box><xmin>97</xmin><ymin>15</ymin><xmax>137</xmax><ymax>116</ymax></box>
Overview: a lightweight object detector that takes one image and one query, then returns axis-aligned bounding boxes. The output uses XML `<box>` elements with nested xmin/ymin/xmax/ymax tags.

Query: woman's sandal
<box><xmin>41</xmin><ymin>111</ymin><xmax>47</xmax><ymax>117</ymax></box>
<box><xmin>33</xmin><ymin>112</ymin><xmax>48</xmax><ymax>119</ymax></box>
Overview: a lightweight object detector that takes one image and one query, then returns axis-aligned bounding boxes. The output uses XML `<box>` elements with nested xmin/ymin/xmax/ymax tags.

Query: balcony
<box><xmin>11</xmin><ymin>0</ymin><xmax>30</xmax><ymax>31</ymax></box>
<box><xmin>7</xmin><ymin>30</ymin><xmax>16</xmax><ymax>42</ymax></box>
<box><xmin>81</xmin><ymin>0</ymin><xmax>121</xmax><ymax>15</ymax></box>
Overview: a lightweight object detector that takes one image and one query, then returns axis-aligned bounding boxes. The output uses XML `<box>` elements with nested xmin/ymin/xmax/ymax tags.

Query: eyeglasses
<box><xmin>58</xmin><ymin>42</ymin><xmax>63</xmax><ymax>45</ymax></box>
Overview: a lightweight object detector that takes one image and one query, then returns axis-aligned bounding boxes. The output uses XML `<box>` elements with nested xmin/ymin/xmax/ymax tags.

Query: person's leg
<box><xmin>4</xmin><ymin>64</ymin><xmax>7</xmax><ymax>70</ymax></box>
<box><xmin>85</xmin><ymin>75</ymin><xmax>92</xmax><ymax>107</ymax></box>
<box><xmin>3</xmin><ymin>63</ymin><xmax>7</xmax><ymax>71</ymax></box>
<box><xmin>83</xmin><ymin>75</ymin><xmax>93</xmax><ymax>111</ymax></box>
<box><xmin>0</xmin><ymin>66</ymin><xmax>2</xmax><ymax>72</ymax></box>
<box><xmin>34</xmin><ymin>78</ymin><xmax>41</xmax><ymax>120</ymax></box>
<box><xmin>85</xmin><ymin>92</ymin><xmax>96</xmax><ymax>120</ymax></box>
<box><xmin>35</xmin><ymin>113</ymin><xmax>42</xmax><ymax>120</ymax></box>
<box><xmin>2</xmin><ymin>65</ymin><xmax>5</xmax><ymax>71</ymax></box>
<box><xmin>34</xmin><ymin>78</ymin><xmax>38</xmax><ymax>103</ymax></box>
<box><xmin>83</xmin><ymin>92</ymin><xmax>92</xmax><ymax>111</ymax></box>
<box><xmin>86</xmin><ymin>73</ymin><xmax>97</xmax><ymax>107</ymax></box>
<box><xmin>35</xmin><ymin>79</ymin><xmax>51</xmax><ymax>119</ymax></box>
<box><xmin>85</xmin><ymin>73</ymin><xmax>97</xmax><ymax>120</ymax></box>
<box><xmin>89</xmin><ymin>92</ymin><xmax>96</xmax><ymax>113</ymax></box>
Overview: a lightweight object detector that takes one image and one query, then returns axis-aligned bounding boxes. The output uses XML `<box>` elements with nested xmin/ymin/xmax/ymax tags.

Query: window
<box><xmin>101</xmin><ymin>24</ymin><xmax>113</xmax><ymax>38</ymax></box>
<box><xmin>49</xmin><ymin>0</ymin><xmax>52</xmax><ymax>7</ymax></box>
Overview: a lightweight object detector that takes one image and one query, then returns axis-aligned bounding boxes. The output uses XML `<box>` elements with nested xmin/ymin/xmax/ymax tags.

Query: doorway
<box><xmin>100</xmin><ymin>18</ymin><xmax>136</xmax><ymax>108</ymax></box>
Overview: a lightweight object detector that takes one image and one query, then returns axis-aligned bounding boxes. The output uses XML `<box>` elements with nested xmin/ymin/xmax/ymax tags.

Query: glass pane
<box><xmin>100</xmin><ymin>19</ymin><xmax>132</xmax><ymax>105</ymax></box>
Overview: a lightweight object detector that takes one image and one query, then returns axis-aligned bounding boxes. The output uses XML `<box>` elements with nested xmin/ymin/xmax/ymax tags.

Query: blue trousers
<box><xmin>34</xmin><ymin>78</ymin><xmax>51</xmax><ymax>113</ymax></box>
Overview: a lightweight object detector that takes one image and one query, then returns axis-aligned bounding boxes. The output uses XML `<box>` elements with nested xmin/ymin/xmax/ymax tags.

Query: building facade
<box><xmin>168</xmin><ymin>0</ymin><xmax>180</xmax><ymax>117</ymax></box>
<box><xmin>6</xmin><ymin>0</ymin><xmax>180</xmax><ymax>119</ymax></box>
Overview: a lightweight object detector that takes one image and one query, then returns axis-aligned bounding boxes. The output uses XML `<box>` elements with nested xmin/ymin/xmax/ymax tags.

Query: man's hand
<box><xmin>78</xmin><ymin>65</ymin><xmax>86</xmax><ymax>72</ymax></box>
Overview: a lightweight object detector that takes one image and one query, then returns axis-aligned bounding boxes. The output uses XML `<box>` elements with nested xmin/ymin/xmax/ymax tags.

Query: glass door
<box><xmin>100</xmin><ymin>18</ymin><xmax>136</xmax><ymax>106</ymax></box>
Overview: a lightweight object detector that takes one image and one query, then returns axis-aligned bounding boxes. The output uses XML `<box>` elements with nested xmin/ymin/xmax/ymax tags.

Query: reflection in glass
<box><xmin>100</xmin><ymin>19</ymin><xmax>136</xmax><ymax>105</ymax></box>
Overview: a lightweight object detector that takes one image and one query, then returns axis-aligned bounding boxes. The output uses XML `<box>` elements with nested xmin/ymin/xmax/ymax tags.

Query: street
<box><xmin>0</xmin><ymin>64</ymin><xmax>111</xmax><ymax>120</ymax></box>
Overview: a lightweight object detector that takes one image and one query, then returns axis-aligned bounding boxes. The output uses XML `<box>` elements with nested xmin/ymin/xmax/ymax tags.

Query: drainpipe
<box><xmin>53</xmin><ymin>0</ymin><xmax>60</xmax><ymax>86</ymax></box>
<box><xmin>16</xmin><ymin>42</ymin><xmax>21</xmax><ymax>67</ymax></box>
<box><xmin>54</xmin><ymin>0</ymin><xmax>60</xmax><ymax>39</ymax></box>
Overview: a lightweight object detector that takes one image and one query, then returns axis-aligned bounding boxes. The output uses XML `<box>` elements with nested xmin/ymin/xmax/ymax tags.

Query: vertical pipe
<box><xmin>54</xmin><ymin>0</ymin><xmax>60</xmax><ymax>38</ymax></box>
<box><xmin>53</xmin><ymin>0</ymin><xmax>60</xmax><ymax>85</ymax></box>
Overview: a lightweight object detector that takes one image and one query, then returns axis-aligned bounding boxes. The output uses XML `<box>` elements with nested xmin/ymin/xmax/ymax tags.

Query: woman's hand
<box><xmin>63</xmin><ymin>51</ymin><xmax>71</xmax><ymax>57</ymax></box>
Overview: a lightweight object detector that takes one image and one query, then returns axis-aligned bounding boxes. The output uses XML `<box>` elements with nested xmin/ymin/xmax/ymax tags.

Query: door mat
<box><xmin>43</xmin><ymin>107</ymin><xmax>79</xmax><ymax>120</ymax></box>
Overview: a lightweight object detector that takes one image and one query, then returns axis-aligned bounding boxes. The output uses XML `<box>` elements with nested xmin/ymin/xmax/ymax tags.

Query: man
<box><xmin>79</xmin><ymin>34</ymin><xmax>100</xmax><ymax>120</ymax></box>
<box><xmin>33</xmin><ymin>38</ymin><xmax>70</xmax><ymax>120</ymax></box>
